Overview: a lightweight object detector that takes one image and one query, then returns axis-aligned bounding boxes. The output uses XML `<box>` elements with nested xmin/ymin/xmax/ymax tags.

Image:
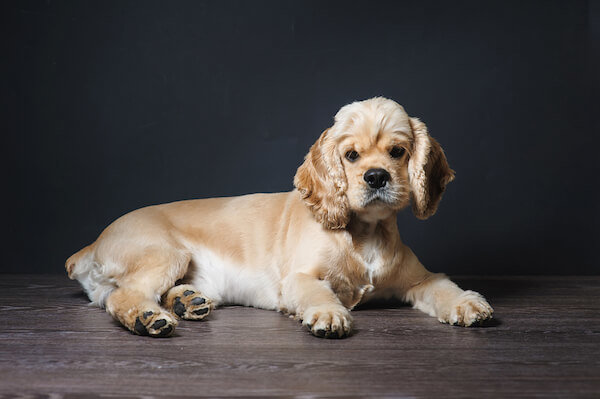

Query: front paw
<box><xmin>302</xmin><ymin>305</ymin><xmax>353</xmax><ymax>338</ymax></box>
<box><xmin>441</xmin><ymin>290</ymin><xmax>493</xmax><ymax>327</ymax></box>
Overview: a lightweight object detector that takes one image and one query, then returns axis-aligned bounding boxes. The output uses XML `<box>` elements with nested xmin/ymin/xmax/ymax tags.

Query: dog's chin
<box><xmin>353</xmin><ymin>198</ymin><xmax>396</xmax><ymax>223</ymax></box>
<box><xmin>351</xmin><ymin>189</ymin><xmax>407</xmax><ymax>220</ymax></box>
<box><xmin>361</xmin><ymin>189</ymin><xmax>402</xmax><ymax>208</ymax></box>
<box><xmin>362</xmin><ymin>197</ymin><xmax>391</xmax><ymax>209</ymax></box>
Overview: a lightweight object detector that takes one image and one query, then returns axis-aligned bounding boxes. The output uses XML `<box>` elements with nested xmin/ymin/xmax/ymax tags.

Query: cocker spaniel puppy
<box><xmin>66</xmin><ymin>97</ymin><xmax>493</xmax><ymax>338</ymax></box>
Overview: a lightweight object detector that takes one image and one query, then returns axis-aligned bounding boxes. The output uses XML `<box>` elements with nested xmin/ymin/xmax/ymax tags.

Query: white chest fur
<box><xmin>360</xmin><ymin>239</ymin><xmax>386</xmax><ymax>284</ymax></box>
<box><xmin>345</xmin><ymin>223</ymin><xmax>387</xmax><ymax>285</ymax></box>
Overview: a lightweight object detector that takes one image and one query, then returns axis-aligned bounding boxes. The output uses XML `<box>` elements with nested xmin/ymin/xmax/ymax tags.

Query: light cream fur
<box><xmin>66</xmin><ymin>97</ymin><xmax>492</xmax><ymax>338</ymax></box>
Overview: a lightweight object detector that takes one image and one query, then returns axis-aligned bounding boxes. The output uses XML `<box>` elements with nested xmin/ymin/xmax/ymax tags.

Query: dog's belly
<box><xmin>189</xmin><ymin>246</ymin><xmax>281</xmax><ymax>310</ymax></box>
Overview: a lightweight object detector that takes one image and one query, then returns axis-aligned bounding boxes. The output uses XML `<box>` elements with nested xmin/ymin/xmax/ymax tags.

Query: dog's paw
<box><xmin>134</xmin><ymin>310</ymin><xmax>177</xmax><ymax>337</ymax></box>
<box><xmin>441</xmin><ymin>290</ymin><xmax>493</xmax><ymax>327</ymax></box>
<box><xmin>302</xmin><ymin>304</ymin><xmax>353</xmax><ymax>338</ymax></box>
<box><xmin>164</xmin><ymin>286</ymin><xmax>212</xmax><ymax>321</ymax></box>
<box><xmin>172</xmin><ymin>291</ymin><xmax>212</xmax><ymax>320</ymax></box>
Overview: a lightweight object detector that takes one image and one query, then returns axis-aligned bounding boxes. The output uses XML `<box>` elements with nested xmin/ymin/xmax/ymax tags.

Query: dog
<box><xmin>66</xmin><ymin>97</ymin><xmax>493</xmax><ymax>338</ymax></box>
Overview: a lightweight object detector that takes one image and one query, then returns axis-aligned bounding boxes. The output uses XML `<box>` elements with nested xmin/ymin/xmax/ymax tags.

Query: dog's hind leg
<box><xmin>106</xmin><ymin>287</ymin><xmax>178</xmax><ymax>337</ymax></box>
<box><xmin>163</xmin><ymin>284</ymin><xmax>212</xmax><ymax>320</ymax></box>
<box><xmin>104</xmin><ymin>248</ymin><xmax>191</xmax><ymax>337</ymax></box>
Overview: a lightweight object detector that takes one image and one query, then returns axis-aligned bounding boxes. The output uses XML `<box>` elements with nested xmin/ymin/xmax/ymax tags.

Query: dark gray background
<box><xmin>3</xmin><ymin>1</ymin><xmax>598</xmax><ymax>274</ymax></box>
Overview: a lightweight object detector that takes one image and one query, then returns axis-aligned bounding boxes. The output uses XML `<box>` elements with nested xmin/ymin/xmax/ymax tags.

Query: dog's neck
<box><xmin>352</xmin><ymin>203</ymin><xmax>395</xmax><ymax>224</ymax></box>
<box><xmin>344</xmin><ymin>212</ymin><xmax>400</xmax><ymax>290</ymax></box>
<box><xmin>346</xmin><ymin>211</ymin><xmax>399</xmax><ymax>248</ymax></box>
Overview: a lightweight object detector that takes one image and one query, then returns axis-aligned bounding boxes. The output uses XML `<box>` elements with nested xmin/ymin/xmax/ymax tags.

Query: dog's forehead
<box><xmin>331</xmin><ymin>97</ymin><xmax>411</xmax><ymax>141</ymax></box>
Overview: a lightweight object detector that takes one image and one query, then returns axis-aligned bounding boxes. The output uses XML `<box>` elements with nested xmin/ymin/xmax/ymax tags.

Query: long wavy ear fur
<box><xmin>408</xmin><ymin>117</ymin><xmax>455</xmax><ymax>220</ymax></box>
<box><xmin>294</xmin><ymin>129</ymin><xmax>350</xmax><ymax>229</ymax></box>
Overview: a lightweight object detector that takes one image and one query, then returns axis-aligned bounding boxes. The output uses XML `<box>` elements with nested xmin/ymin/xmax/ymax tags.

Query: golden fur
<box><xmin>66</xmin><ymin>97</ymin><xmax>493</xmax><ymax>338</ymax></box>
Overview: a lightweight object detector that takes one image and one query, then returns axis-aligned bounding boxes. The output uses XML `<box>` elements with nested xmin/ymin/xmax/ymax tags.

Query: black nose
<box><xmin>363</xmin><ymin>168</ymin><xmax>391</xmax><ymax>189</ymax></box>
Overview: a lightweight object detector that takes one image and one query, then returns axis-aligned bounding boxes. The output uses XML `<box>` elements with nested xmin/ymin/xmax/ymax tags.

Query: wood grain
<box><xmin>0</xmin><ymin>275</ymin><xmax>598</xmax><ymax>398</ymax></box>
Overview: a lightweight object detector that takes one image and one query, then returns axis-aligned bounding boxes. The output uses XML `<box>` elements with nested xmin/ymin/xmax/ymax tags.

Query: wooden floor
<box><xmin>0</xmin><ymin>275</ymin><xmax>598</xmax><ymax>398</ymax></box>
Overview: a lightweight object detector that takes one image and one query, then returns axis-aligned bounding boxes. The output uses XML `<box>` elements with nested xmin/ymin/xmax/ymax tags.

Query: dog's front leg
<box><xmin>281</xmin><ymin>272</ymin><xmax>352</xmax><ymax>338</ymax></box>
<box><xmin>399</xmin><ymin>247</ymin><xmax>493</xmax><ymax>326</ymax></box>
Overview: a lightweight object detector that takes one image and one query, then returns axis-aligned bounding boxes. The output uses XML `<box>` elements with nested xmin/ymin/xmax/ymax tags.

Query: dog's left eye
<box><xmin>389</xmin><ymin>146</ymin><xmax>406</xmax><ymax>159</ymax></box>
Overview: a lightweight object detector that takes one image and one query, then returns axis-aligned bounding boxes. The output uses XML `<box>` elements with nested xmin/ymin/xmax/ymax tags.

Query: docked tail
<box><xmin>65</xmin><ymin>244</ymin><xmax>93</xmax><ymax>279</ymax></box>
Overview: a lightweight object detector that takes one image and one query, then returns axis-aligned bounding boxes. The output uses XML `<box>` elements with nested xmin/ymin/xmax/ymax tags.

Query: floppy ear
<box><xmin>408</xmin><ymin>117</ymin><xmax>455</xmax><ymax>220</ymax></box>
<box><xmin>294</xmin><ymin>129</ymin><xmax>350</xmax><ymax>229</ymax></box>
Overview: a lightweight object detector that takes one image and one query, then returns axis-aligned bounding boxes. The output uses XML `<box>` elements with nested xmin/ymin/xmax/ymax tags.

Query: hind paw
<box><xmin>165</xmin><ymin>285</ymin><xmax>212</xmax><ymax>320</ymax></box>
<box><xmin>134</xmin><ymin>310</ymin><xmax>177</xmax><ymax>337</ymax></box>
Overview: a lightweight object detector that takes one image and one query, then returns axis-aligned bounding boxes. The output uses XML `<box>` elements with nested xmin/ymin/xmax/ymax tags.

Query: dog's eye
<box><xmin>345</xmin><ymin>150</ymin><xmax>359</xmax><ymax>162</ymax></box>
<box><xmin>389</xmin><ymin>146</ymin><xmax>406</xmax><ymax>159</ymax></box>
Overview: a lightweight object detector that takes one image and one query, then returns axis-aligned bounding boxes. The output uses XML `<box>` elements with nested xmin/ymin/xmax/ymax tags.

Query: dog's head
<box><xmin>294</xmin><ymin>97</ymin><xmax>455</xmax><ymax>229</ymax></box>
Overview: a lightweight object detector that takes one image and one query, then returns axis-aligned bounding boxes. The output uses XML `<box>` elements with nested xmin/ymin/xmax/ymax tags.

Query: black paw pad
<box><xmin>173</xmin><ymin>297</ymin><xmax>185</xmax><ymax>317</ymax></box>
<box><xmin>183</xmin><ymin>290</ymin><xmax>195</xmax><ymax>296</ymax></box>
<box><xmin>151</xmin><ymin>319</ymin><xmax>167</xmax><ymax>330</ymax></box>
<box><xmin>315</xmin><ymin>329</ymin><xmax>326</xmax><ymax>337</ymax></box>
<box><xmin>142</xmin><ymin>311</ymin><xmax>154</xmax><ymax>319</ymax></box>
<box><xmin>155</xmin><ymin>325</ymin><xmax>173</xmax><ymax>338</ymax></box>
<box><xmin>328</xmin><ymin>331</ymin><xmax>340</xmax><ymax>339</ymax></box>
<box><xmin>193</xmin><ymin>308</ymin><xmax>209</xmax><ymax>316</ymax></box>
<box><xmin>191</xmin><ymin>297</ymin><xmax>206</xmax><ymax>305</ymax></box>
<box><xmin>134</xmin><ymin>317</ymin><xmax>148</xmax><ymax>335</ymax></box>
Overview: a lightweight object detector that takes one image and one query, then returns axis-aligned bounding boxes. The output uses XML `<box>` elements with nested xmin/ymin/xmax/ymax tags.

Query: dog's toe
<box><xmin>133</xmin><ymin>310</ymin><xmax>177</xmax><ymax>338</ymax></box>
<box><xmin>303</xmin><ymin>305</ymin><xmax>353</xmax><ymax>339</ymax></box>
<box><xmin>173</xmin><ymin>296</ymin><xmax>186</xmax><ymax>317</ymax></box>
<box><xmin>315</xmin><ymin>329</ymin><xmax>327</xmax><ymax>337</ymax></box>
<box><xmin>154</xmin><ymin>324</ymin><xmax>174</xmax><ymax>337</ymax></box>
<box><xmin>170</xmin><ymin>292</ymin><xmax>212</xmax><ymax>321</ymax></box>
<box><xmin>134</xmin><ymin>317</ymin><xmax>148</xmax><ymax>335</ymax></box>
<box><xmin>193</xmin><ymin>308</ymin><xmax>209</xmax><ymax>316</ymax></box>
<box><xmin>443</xmin><ymin>291</ymin><xmax>494</xmax><ymax>327</ymax></box>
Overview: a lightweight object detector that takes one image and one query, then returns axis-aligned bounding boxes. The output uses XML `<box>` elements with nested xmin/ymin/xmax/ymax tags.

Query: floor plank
<box><xmin>0</xmin><ymin>275</ymin><xmax>598</xmax><ymax>398</ymax></box>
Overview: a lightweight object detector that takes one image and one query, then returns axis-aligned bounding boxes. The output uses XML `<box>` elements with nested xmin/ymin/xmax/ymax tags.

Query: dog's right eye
<box><xmin>345</xmin><ymin>150</ymin><xmax>359</xmax><ymax>162</ymax></box>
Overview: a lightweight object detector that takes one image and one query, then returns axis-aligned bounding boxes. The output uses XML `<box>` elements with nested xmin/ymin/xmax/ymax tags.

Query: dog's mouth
<box><xmin>361</xmin><ymin>187</ymin><xmax>405</xmax><ymax>208</ymax></box>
